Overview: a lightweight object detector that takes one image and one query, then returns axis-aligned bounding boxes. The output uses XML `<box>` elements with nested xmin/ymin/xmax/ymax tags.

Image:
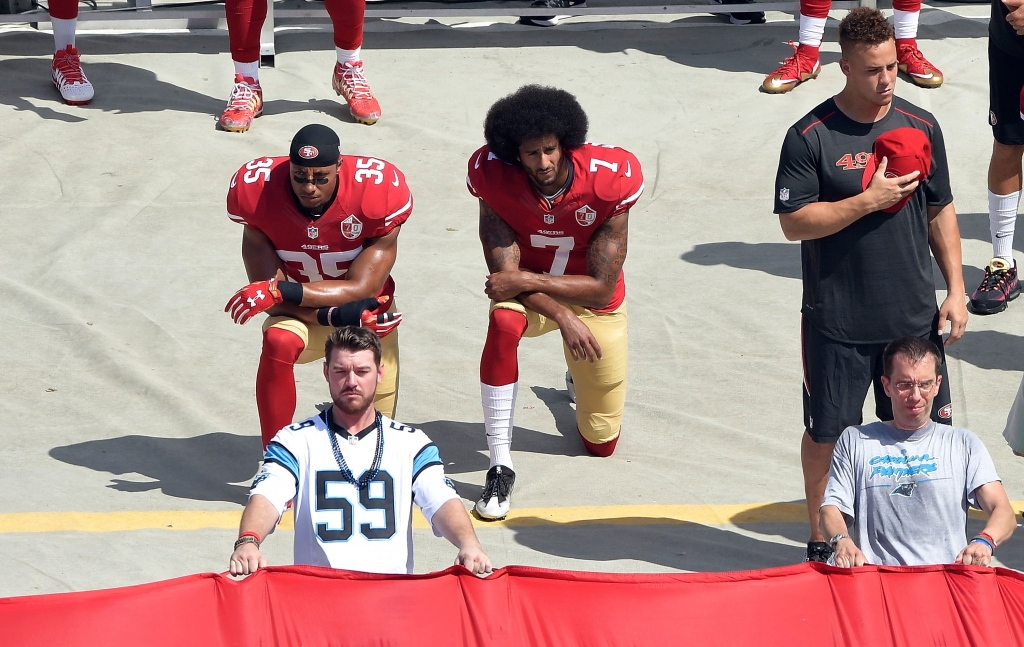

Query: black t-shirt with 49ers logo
<box><xmin>774</xmin><ymin>96</ymin><xmax>953</xmax><ymax>345</ymax></box>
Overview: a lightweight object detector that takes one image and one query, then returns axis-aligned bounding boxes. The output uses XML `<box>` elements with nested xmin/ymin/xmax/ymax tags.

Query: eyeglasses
<box><xmin>292</xmin><ymin>175</ymin><xmax>331</xmax><ymax>185</ymax></box>
<box><xmin>894</xmin><ymin>380</ymin><xmax>936</xmax><ymax>394</ymax></box>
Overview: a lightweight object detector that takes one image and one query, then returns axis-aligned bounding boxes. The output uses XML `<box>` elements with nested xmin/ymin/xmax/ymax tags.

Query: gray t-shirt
<box><xmin>822</xmin><ymin>421</ymin><xmax>1000</xmax><ymax>566</ymax></box>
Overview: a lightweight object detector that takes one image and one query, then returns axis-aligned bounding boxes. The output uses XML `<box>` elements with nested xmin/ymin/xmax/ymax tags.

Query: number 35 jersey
<box><xmin>250</xmin><ymin>412</ymin><xmax>459</xmax><ymax>574</ymax></box>
<box><xmin>227</xmin><ymin>155</ymin><xmax>414</xmax><ymax>302</ymax></box>
<box><xmin>466</xmin><ymin>143</ymin><xmax>644</xmax><ymax>312</ymax></box>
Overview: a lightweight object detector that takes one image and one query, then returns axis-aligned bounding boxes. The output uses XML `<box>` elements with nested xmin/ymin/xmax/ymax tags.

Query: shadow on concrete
<box><xmin>0</xmin><ymin>57</ymin><xmax>348</xmax><ymax>122</ymax></box>
<box><xmin>416</xmin><ymin>419</ymin><xmax>586</xmax><ymax>478</ymax></box>
<box><xmin>680</xmin><ymin>241</ymin><xmax>800</xmax><ymax>280</ymax></box>
<box><xmin>958</xmin><ymin>212</ymin><xmax>1024</xmax><ymax>254</ymax></box>
<box><xmin>510</xmin><ymin>517</ymin><xmax>803</xmax><ymax>571</ymax></box>
<box><xmin>49</xmin><ymin>432</ymin><xmax>262</xmax><ymax>504</ymax></box>
<box><xmin>947</xmin><ymin>329</ymin><xmax>1024</xmax><ymax>371</ymax></box>
<box><xmin>531</xmin><ymin>385</ymin><xmax>577</xmax><ymax>438</ymax></box>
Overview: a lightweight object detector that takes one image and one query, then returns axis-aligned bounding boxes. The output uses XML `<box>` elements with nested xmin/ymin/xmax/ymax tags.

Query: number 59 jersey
<box><xmin>227</xmin><ymin>155</ymin><xmax>414</xmax><ymax>302</ymax></box>
<box><xmin>250</xmin><ymin>413</ymin><xmax>459</xmax><ymax>574</ymax></box>
<box><xmin>466</xmin><ymin>143</ymin><xmax>643</xmax><ymax>312</ymax></box>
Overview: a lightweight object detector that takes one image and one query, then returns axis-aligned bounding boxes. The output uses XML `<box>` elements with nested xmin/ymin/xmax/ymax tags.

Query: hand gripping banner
<box><xmin>2</xmin><ymin>563</ymin><xmax>1024</xmax><ymax>646</ymax></box>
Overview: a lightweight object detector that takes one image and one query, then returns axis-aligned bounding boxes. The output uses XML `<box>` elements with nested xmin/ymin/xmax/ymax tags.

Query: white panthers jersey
<box><xmin>250</xmin><ymin>411</ymin><xmax>460</xmax><ymax>574</ymax></box>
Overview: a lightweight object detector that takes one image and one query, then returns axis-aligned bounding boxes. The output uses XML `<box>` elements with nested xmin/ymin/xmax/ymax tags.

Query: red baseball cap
<box><xmin>861</xmin><ymin>127</ymin><xmax>932</xmax><ymax>214</ymax></box>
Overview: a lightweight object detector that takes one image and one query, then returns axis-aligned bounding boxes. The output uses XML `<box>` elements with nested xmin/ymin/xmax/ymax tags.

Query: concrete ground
<box><xmin>2</xmin><ymin>3</ymin><xmax>1023</xmax><ymax>598</ymax></box>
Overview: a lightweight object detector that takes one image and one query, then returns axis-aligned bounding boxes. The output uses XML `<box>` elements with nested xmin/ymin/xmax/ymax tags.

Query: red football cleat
<box><xmin>896</xmin><ymin>38</ymin><xmax>943</xmax><ymax>88</ymax></box>
<box><xmin>332</xmin><ymin>61</ymin><xmax>382</xmax><ymax>125</ymax></box>
<box><xmin>219</xmin><ymin>74</ymin><xmax>263</xmax><ymax>133</ymax></box>
<box><xmin>761</xmin><ymin>42</ymin><xmax>821</xmax><ymax>94</ymax></box>
<box><xmin>52</xmin><ymin>45</ymin><xmax>94</xmax><ymax>105</ymax></box>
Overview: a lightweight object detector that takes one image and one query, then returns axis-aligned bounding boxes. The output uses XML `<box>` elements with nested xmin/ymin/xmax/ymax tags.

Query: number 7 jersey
<box><xmin>227</xmin><ymin>155</ymin><xmax>414</xmax><ymax>302</ymax></box>
<box><xmin>466</xmin><ymin>143</ymin><xmax>644</xmax><ymax>312</ymax></box>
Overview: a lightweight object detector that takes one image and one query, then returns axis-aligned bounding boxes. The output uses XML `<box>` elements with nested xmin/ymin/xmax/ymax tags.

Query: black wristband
<box><xmin>277</xmin><ymin>280</ymin><xmax>303</xmax><ymax>305</ymax></box>
<box><xmin>317</xmin><ymin>297</ymin><xmax>381</xmax><ymax>327</ymax></box>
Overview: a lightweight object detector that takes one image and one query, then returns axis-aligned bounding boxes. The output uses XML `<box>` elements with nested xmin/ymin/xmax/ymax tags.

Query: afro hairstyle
<box><xmin>483</xmin><ymin>85</ymin><xmax>589</xmax><ymax>165</ymax></box>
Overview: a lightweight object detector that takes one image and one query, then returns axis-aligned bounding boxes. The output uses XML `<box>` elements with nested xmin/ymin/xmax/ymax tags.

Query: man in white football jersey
<box><xmin>229</xmin><ymin>326</ymin><xmax>491</xmax><ymax>575</ymax></box>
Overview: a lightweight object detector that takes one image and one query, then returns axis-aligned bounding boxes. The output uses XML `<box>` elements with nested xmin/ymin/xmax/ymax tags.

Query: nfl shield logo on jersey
<box><xmin>575</xmin><ymin>205</ymin><xmax>597</xmax><ymax>227</ymax></box>
<box><xmin>779</xmin><ymin>188</ymin><xmax>790</xmax><ymax>201</ymax></box>
<box><xmin>544</xmin><ymin>214</ymin><xmax>555</xmax><ymax>225</ymax></box>
<box><xmin>307</xmin><ymin>225</ymin><xmax>318</xmax><ymax>239</ymax></box>
<box><xmin>341</xmin><ymin>215</ymin><xmax>363</xmax><ymax>240</ymax></box>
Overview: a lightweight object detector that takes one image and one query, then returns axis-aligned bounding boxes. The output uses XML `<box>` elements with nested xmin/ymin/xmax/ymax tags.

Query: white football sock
<box><xmin>233</xmin><ymin>60</ymin><xmax>260</xmax><ymax>82</ymax></box>
<box><xmin>336</xmin><ymin>47</ymin><xmax>361</xmax><ymax>65</ymax></box>
<box><xmin>51</xmin><ymin>17</ymin><xmax>76</xmax><ymax>52</ymax></box>
<box><xmin>990</xmin><ymin>190</ymin><xmax>1021</xmax><ymax>264</ymax></box>
<box><xmin>893</xmin><ymin>10</ymin><xmax>919</xmax><ymax>41</ymax></box>
<box><xmin>798</xmin><ymin>15</ymin><xmax>826</xmax><ymax>49</ymax></box>
<box><xmin>482</xmin><ymin>382</ymin><xmax>517</xmax><ymax>470</ymax></box>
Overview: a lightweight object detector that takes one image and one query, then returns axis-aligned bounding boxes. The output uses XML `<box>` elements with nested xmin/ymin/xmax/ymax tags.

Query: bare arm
<box><xmin>956</xmin><ymin>481</ymin><xmax>1016</xmax><ymax>566</ymax></box>
<box><xmin>431</xmin><ymin>499</ymin><xmax>492</xmax><ymax>575</ymax></box>
<box><xmin>228</xmin><ymin>494</ymin><xmax>282</xmax><ymax>576</ymax></box>
<box><xmin>483</xmin><ymin>210</ymin><xmax>629</xmax><ymax>311</ymax></box>
<box><xmin>295</xmin><ymin>227</ymin><xmax>400</xmax><ymax>308</ymax></box>
<box><xmin>779</xmin><ymin>159</ymin><xmax>920</xmax><ymax>241</ymax></box>
<box><xmin>928</xmin><ymin>202</ymin><xmax>968</xmax><ymax>345</ymax></box>
<box><xmin>820</xmin><ymin>505</ymin><xmax>868</xmax><ymax>568</ymax></box>
<box><xmin>478</xmin><ymin>200</ymin><xmax>603</xmax><ymax>362</ymax></box>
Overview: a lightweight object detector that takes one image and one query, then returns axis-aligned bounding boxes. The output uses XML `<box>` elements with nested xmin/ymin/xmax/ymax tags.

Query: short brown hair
<box><xmin>838</xmin><ymin>7</ymin><xmax>894</xmax><ymax>56</ymax></box>
<box><xmin>324</xmin><ymin>326</ymin><xmax>382</xmax><ymax>366</ymax></box>
<box><xmin>883</xmin><ymin>336</ymin><xmax>942</xmax><ymax>378</ymax></box>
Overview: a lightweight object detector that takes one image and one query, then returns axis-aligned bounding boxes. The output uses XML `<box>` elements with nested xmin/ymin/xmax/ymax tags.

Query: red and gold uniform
<box><xmin>467</xmin><ymin>143</ymin><xmax>643</xmax><ymax>447</ymax></box>
<box><xmin>228</xmin><ymin>154</ymin><xmax>412</xmax><ymax>440</ymax></box>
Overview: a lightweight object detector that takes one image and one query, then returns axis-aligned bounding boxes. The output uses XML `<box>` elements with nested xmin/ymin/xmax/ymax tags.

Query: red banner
<box><xmin>2</xmin><ymin>563</ymin><xmax>1024</xmax><ymax>646</ymax></box>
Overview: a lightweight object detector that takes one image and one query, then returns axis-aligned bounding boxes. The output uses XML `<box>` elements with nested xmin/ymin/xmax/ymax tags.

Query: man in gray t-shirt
<box><xmin>821</xmin><ymin>336</ymin><xmax>1015</xmax><ymax>567</ymax></box>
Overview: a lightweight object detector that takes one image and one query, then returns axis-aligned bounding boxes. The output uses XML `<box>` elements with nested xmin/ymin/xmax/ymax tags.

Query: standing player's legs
<box><xmin>219</xmin><ymin>0</ymin><xmax>266</xmax><ymax>132</ymax></box>
<box><xmin>800</xmin><ymin>317</ymin><xmax>875</xmax><ymax>561</ymax></box>
<box><xmin>760</xmin><ymin>0</ymin><xmax>825</xmax><ymax>93</ymax></box>
<box><xmin>49</xmin><ymin>0</ymin><xmax>93</xmax><ymax>105</ymax></box>
<box><xmin>971</xmin><ymin>43</ymin><xmax>1024</xmax><ymax>314</ymax></box>
<box><xmin>562</xmin><ymin>304</ymin><xmax>628</xmax><ymax>457</ymax></box>
<box><xmin>892</xmin><ymin>0</ymin><xmax>943</xmax><ymax>88</ymax></box>
<box><xmin>326</xmin><ymin>0</ymin><xmax>381</xmax><ymax>125</ymax></box>
<box><xmin>257</xmin><ymin>313</ymin><xmax>400</xmax><ymax>448</ymax></box>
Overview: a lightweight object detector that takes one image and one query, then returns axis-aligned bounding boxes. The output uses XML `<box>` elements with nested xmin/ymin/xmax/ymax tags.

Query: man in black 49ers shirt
<box><xmin>774</xmin><ymin>8</ymin><xmax>968</xmax><ymax>563</ymax></box>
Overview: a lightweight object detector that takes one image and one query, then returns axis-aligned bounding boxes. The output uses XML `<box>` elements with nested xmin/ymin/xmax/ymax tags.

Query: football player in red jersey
<box><xmin>466</xmin><ymin>86</ymin><xmax>644</xmax><ymax>519</ymax></box>
<box><xmin>225</xmin><ymin>124</ymin><xmax>411</xmax><ymax>448</ymax></box>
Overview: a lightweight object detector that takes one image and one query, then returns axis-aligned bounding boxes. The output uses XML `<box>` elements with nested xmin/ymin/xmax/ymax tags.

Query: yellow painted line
<box><xmin>0</xmin><ymin>503</ymin><xmax>1020</xmax><ymax>534</ymax></box>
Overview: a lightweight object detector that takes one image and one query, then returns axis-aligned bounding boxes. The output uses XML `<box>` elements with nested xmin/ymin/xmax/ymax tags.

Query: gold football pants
<box><xmin>490</xmin><ymin>299</ymin><xmax>628</xmax><ymax>444</ymax></box>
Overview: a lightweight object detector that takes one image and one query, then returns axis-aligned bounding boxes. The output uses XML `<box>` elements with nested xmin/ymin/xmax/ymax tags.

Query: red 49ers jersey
<box><xmin>227</xmin><ymin>155</ymin><xmax>413</xmax><ymax>301</ymax></box>
<box><xmin>466</xmin><ymin>143</ymin><xmax>643</xmax><ymax>311</ymax></box>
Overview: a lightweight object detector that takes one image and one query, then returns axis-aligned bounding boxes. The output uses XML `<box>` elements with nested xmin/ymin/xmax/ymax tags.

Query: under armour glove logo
<box><xmin>226</xmin><ymin>279</ymin><xmax>283</xmax><ymax>325</ymax></box>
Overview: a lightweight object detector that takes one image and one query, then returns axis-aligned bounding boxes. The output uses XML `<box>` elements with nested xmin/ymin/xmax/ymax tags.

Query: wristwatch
<box><xmin>828</xmin><ymin>533</ymin><xmax>850</xmax><ymax>548</ymax></box>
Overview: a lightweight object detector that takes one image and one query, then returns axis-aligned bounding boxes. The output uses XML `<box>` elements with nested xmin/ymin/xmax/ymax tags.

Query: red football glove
<box><xmin>225</xmin><ymin>278</ymin><xmax>283</xmax><ymax>325</ymax></box>
<box><xmin>361</xmin><ymin>308</ymin><xmax>402</xmax><ymax>338</ymax></box>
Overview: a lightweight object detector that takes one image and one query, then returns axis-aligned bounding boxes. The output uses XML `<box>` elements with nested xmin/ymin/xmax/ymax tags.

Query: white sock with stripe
<box><xmin>336</xmin><ymin>47</ymin><xmax>361</xmax><ymax>65</ymax></box>
<box><xmin>482</xmin><ymin>382</ymin><xmax>517</xmax><ymax>470</ymax></box>
<box><xmin>52</xmin><ymin>17</ymin><xmax>76</xmax><ymax>51</ymax></box>
<box><xmin>990</xmin><ymin>190</ymin><xmax>1021</xmax><ymax>264</ymax></box>
<box><xmin>233</xmin><ymin>60</ymin><xmax>260</xmax><ymax>82</ymax></box>
<box><xmin>893</xmin><ymin>10</ymin><xmax>919</xmax><ymax>40</ymax></box>
<box><xmin>798</xmin><ymin>15</ymin><xmax>826</xmax><ymax>48</ymax></box>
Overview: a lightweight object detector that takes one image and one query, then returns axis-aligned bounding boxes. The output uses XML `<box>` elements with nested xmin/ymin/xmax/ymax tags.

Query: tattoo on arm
<box><xmin>479</xmin><ymin>200</ymin><xmax>520</xmax><ymax>272</ymax></box>
<box><xmin>587</xmin><ymin>213</ymin><xmax>628</xmax><ymax>288</ymax></box>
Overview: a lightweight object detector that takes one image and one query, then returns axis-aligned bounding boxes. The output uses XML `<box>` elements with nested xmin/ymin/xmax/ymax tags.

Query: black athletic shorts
<box><xmin>801</xmin><ymin>316</ymin><xmax>952</xmax><ymax>443</ymax></box>
<box><xmin>989</xmin><ymin>41</ymin><xmax>1024</xmax><ymax>146</ymax></box>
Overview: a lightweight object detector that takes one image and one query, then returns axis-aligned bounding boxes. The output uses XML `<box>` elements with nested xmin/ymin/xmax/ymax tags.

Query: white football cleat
<box><xmin>474</xmin><ymin>465</ymin><xmax>515</xmax><ymax>520</ymax></box>
<box><xmin>565</xmin><ymin>371</ymin><xmax>576</xmax><ymax>404</ymax></box>
<box><xmin>52</xmin><ymin>45</ymin><xmax>94</xmax><ymax>105</ymax></box>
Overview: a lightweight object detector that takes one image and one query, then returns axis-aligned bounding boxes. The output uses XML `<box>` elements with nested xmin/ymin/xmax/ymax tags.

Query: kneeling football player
<box><xmin>466</xmin><ymin>85</ymin><xmax>645</xmax><ymax>519</ymax></box>
<box><xmin>225</xmin><ymin>124</ymin><xmax>410</xmax><ymax>448</ymax></box>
